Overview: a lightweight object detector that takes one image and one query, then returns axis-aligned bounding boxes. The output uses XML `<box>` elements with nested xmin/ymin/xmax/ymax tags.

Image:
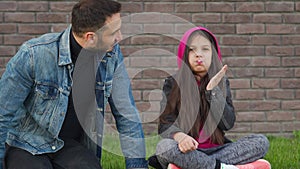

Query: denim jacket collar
<box><xmin>58</xmin><ymin>25</ymin><xmax>72</xmax><ymax>66</ymax></box>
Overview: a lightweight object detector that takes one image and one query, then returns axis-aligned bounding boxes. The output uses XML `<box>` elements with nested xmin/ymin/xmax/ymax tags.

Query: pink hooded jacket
<box><xmin>177</xmin><ymin>26</ymin><xmax>222</xmax><ymax>68</ymax></box>
<box><xmin>177</xmin><ymin>27</ymin><xmax>223</xmax><ymax>149</ymax></box>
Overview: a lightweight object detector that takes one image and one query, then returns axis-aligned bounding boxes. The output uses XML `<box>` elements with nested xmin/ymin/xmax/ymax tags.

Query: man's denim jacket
<box><xmin>0</xmin><ymin>26</ymin><xmax>148</xmax><ymax>169</ymax></box>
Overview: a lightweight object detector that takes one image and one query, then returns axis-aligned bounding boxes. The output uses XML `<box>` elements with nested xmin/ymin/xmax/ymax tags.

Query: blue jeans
<box><xmin>4</xmin><ymin>139</ymin><xmax>101</xmax><ymax>169</ymax></box>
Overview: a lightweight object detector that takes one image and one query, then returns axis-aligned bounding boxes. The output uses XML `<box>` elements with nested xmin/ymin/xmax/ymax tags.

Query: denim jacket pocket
<box><xmin>96</xmin><ymin>81</ymin><xmax>112</xmax><ymax>98</ymax></box>
<box><xmin>25</xmin><ymin>83</ymin><xmax>60</xmax><ymax>129</ymax></box>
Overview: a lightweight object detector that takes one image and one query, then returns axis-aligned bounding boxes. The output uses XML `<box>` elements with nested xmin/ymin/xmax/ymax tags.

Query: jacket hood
<box><xmin>177</xmin><ymin>27</ymin><xmax>222</xmax><ymax>68</ymax></box>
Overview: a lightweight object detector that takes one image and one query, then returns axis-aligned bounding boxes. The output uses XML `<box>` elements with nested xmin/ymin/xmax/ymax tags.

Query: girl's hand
<box><xmin>206</xmin><ymin>65</ymin><xmax>228</xmax><ymax>90</ymax></box>
<box><xmin>173</xmin><ymin>132</ymin><xmax>199</xmax><ymax>153</ymax></box>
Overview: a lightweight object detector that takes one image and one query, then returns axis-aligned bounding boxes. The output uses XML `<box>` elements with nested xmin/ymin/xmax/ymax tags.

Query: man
<box><xmin>0</xmin><ymin>0</ymin><xmax>148</xmax><ymax>168</ymax></box>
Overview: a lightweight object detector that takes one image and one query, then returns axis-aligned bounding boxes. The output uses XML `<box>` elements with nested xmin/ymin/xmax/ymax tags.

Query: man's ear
<box><xmin>84</xmin><ymin>32</ymin><xmax>96</xmax><ymax>48</ymax></box>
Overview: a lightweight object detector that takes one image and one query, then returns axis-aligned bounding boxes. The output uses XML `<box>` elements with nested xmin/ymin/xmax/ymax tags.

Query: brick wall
<box><xmin>0</xmin><ymin>1</ymin><xmax>299</xmax><ymax>138</ymax></box>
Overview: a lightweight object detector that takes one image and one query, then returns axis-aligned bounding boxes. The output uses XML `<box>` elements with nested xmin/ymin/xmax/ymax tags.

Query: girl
<box><xmin>154</xmin><ymin>27</ymin><xmax>271</xmax><ymax>169</ymax></box>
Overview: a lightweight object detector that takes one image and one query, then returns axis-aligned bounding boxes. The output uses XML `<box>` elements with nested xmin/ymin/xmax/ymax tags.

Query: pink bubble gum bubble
<box><xmin>197</xmin><ymin>60</ymin><xmax>203</xmax><ymax>64</ymax></box>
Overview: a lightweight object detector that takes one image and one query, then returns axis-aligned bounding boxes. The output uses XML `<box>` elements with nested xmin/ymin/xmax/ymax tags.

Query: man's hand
<box><xmin>206</xmin><ymin>65</ymin><xmax>228</xmax><ymax>90</ymax></box>
<box><xmin>173</xmin><ymin>132</ymin><xmax>199</xmax><ymax>153</ymax></box>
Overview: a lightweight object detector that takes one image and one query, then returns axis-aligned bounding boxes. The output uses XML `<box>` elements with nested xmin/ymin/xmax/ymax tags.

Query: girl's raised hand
<box><xmin>206</xmin><ymin>65</ymin><xmax>228</xmax><ymax>90</ymax></box>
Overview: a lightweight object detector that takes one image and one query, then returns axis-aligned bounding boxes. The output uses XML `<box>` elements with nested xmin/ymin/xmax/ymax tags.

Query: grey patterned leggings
<box><xmin>156</xmin><ymin>134</ymin><xmax>269</xmax><ymax>169</ymax></box>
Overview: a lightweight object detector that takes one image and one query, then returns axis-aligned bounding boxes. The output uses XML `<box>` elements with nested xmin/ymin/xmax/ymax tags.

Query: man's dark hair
<box><xmin>71</xmin><ymin>0</ymin><xmax>121</xmax><ymax>37</ymax></box>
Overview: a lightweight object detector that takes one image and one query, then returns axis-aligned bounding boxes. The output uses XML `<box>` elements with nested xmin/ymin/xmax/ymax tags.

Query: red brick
<box><xmin>282</xmin><ymin>100</ymin><xmax>300</xmax><ymax>110</ymax></box>
<box><xmin>50</xmin><ymin>2</ymin><xmax>76</xmax><ymax>12</ymax></box>
<box><xmin>267</xmin><ymin>111</ymin><xmax>294</xmax><ymax>121</ymax></box>
<box><xmin>0</xmin><ymin>13</ymin><xmax>3</xmax><ymax>22</ymax></box>
<box><xmin>4</xmin><ymin>35</ymin><xmax>34</xmax><ymax>45</ymax></box>
<box><xmin>132</xmin><ymin>90</ymin><xmax>142</xmax><ymax>100</ymax></box>
<box><xmin>0</xmin><ymin>46</ymin><xmax>16</xmax><ymax>56</ymax></box>
<box><xmin>222</xmin><ymin>36</ymin><xmax>251</xmax><ymax>45</ymax></box>
<box><xmin>130</xmin><ymin>57</ymin><xmax>160</xmax><ymax>67</ymax></box>
<box><xmin>127</xmin><ymin>68</ymin><xmax>142</xmax><ymax>79</ymax></box>
<box><xmin>296</xmin><ymin>112</ymin><xmax>300</xmax><ymax>120</ymax></box>
<box><xmin>192</xmin><ymin>13</ymin><xmax>221</xmax><ymax>23</ymax></box>
<box><xmin>131</xmin><ymin>13</ymin><xmax>162</xmax><ymax>23</ymax></box>
<box><xmin>206</xmin><ymin>2</ymin><xmax>234</xmax><ymax>12</ymax></box>
<box><xmin>296</xmin><ymin>68</ymin><xmax>300</xmax><ymax>77</ymax></box>
<box><xmin>252</xmin><ymin>57</ymin><xmax>280</xmax><ymax>67</ymax></box>
<box><xmin>205</xmin><ymin>24</ymin><xmax>235</xmax><ymax>34</ymax></box>
<box><xmin>0</xmin><ymin>2</ymin><xmax>17</xmax><ymax>11</ymax></box>
<box><xmin>266</xmin><ymin>2</ymin><xmax>294</xmax><ymax>12</ymax></box>
<box><xmin>144</xmin><ymin>24</ymin><xmax>174</xmax><ymax>34</ymax></box>
<box><xmin>51</xmin><ymin>24</ymin><xmax>69</xmax><ymax>33</ymax></box>
<box><xmin>230</xmin><ymin>122</ymin><xmax>251</xmax><ymax>132</ymax></box>
<box><xmin>253</xmin><ymin>14</ymin><xmax>282</xmax><ymax>23</ymax></box>
<box><xmin>161</xmin><ymin>57</ymin><xmax>177</xmax><ymax>68</ymax></box>
<box><xmin>252</xmin><ymin>36</ymin><xmax>281</xmax><ymax>45</ymax></box>
<box><xmin>296</xmin><ymin>47</ymin><xmax>300</xmax><ymax>56</ymax></box>
<box><xmin>265</xmin><ymin>68</ymin><xmax>294</xmax><ymax>78</ymax></box>
<box><xmin>0</xmin><ymin>57</ymin><xmax>11</xmax><ymax>67</ymax></box>
<box><xmin>233</xmin><ymin>68</ymin><xmax>264</xmax><ymax>78</ymax></box>
<box><xmin>175</xmin><ymin>2</ymin><xmax>204</xmax><ymax>13</ymax></box>
<box><xmin>18</xmin><ymin>24</ymin><xmax>50</xmax><ymax>34</ymax></box>
<box><xmin>219</xmin><ymin>47</ymin><xmax>233</xmax><ymax>57</ymax></box>
<box><xmin>223</xmin><ymin>57</ymin><xmax>251</xmax><ymax>67</ymax></box>
<box><xmin>282</xmin><ymin>57</ymin><xmax>300</xmax><ymax>67</ymax></box>
<box><xmin>145</xmin><ymin>3</ymin><xmax>174</xmax><ymax>12</ymax></box>
<box><xmin>142</xmin><ymin>112</ymin><xmax>160</xmax><ymax>123</ymax></box>
<box><xmin>229</xmin><ymin>79</ymin><xmax>251</xmax><ymax>89</ymax></box>
<box><xmin>252</xmin><ymin>79</ymin><xmax>280</xmax><ymax>89</ymax></box>
<box><xmin>143</xmin><ymin>90</ymin><xmax>163</xmax><ymax>101</ymax></box>
<box><xmin>234</xmin><ymin>47</ymin><xmax>264</xmax><ymax>56</ymax></box>
<box><xmin>236</xmin><ymin>2</ymin><xmax>264</xmax><ymax>12</ymax></box>
<box><xmin>131</xmin><ymin>79</ymin><xmax>160</xmax><ymax>90</ymax></box>
<box><xmin>266</xmin><ymin>24</ymin><xmax>297</xmax><ymax>34</ymax></box>
<box><xmin>135</xmin><ymin>102</ymin><xmax>151</xmax><ymax>112</ymax></box>
<box><xmin>161</xmin><ymin>36</ymin><xmax>179</xmax><ymax>45</ymax></box>
<box><xmin>175</xmin><ymin>24</ymin><xmax>195</xmax><ymax>34</ymax></box>
<box><xmin>237</xmin><ymin>24</ymin><xmax>265</xmax><ymax>34</ymax></box>
<box><xmin>236</xmin><ymin>112</ymin><xmax>266</xmax><ymax>122</ymax></box>
<box><xmin>120</xmin><ymin>2</ymin><xmax>143</xmax><ymax>13</ymax></box>
<box><xmin>284</xmin><ymin>14</ymin><xmax>300</xmax><ymax>24</ymax></box>
<box><xmin>281</xmin><ymin>79</ymin><xmax>300</xmax><ymax>89</ymax></box>
<box><xmin>282</xmin><ymin>36</ymin><xmax>300</xmax><ymax>45</ymax></box>
<box><xmin>233</xmin><ymin>101</ymin><xmax>250</xmax><ymax>111</ymax></box>
<box><xmin>18</xmin><ymin>1</ymin><xmax>48</xmax><ymax>12</ymax></box>
<box><xmin>223</xmin><ymin>14</ymin><xmax>251</xmax><ymax>23</ymax></box>
<box><xmin>121</xmin><ymin>24</ymin><xmax>143</xmax><ymax>35</ymax></box>
<box><xmin>131</xmin><ymin>35</ymin><xmax>161</xmax><ymax>45</ymax></box>
<box><xmin>268</xmin><ymin>89</ymin><xmax>295</xmax><ymax>100</ymax></box>
<box><xmin>37</xmin><ymin>13</ymin><xmax>70</xmax><ymax>23</ymax></box>
<box><xmin>235</xmin><ymin>90</ymin><xmax>264</xmax><ymax>100</ymax></box>
<box><xmin>0</xmin><ymin>24</ymin><xmax>17</xmax><ymax>34</ymax></box>
<box><xmin>251</xmin><ymin>101</ymin><xmax>280</xmax><ymax>111</ymax></box>
<box><xmin>266</xmin><ymin>46</ymin><xmax>294</xmax><ymax>56</ymax></box>
<box><xmin>282</xmin><ymin>122</ymin><xmax>300</xmax><ymax>132</ymax></box>
<box><xmin>252</xmin><ymin>122</ymin><xmax>281</xmax><ymax>132</ymax></box>
<box><xmin>142</xmin><ymin>69</ymin><xmax>170</xmax><ymax>79</ymax></box>
<box><xmin>5</xmin><ymin>13</ymin><xmax>35</xmax><ymax>23</ymax></box>
<box><xmin>297</xmin><ymin>2</ymin><xmax>300</xmax><ymax>11</ymax></box>
<box><xmin>162</xmin><ymin>13</ymin><xmax>191</xmax><ymax>23</ymax></box>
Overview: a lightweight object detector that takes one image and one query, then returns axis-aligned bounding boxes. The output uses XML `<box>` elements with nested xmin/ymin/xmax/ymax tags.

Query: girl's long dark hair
<box><xmin>162</xmin><ymin>30</ymin><xmax>225</xmax><ymax>145</ymax></box>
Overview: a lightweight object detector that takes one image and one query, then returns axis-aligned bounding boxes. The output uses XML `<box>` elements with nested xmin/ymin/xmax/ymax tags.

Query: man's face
<box><xmin>96</xmin><ymin>13</ymin><xmax>122</xmax><ymax>52</ymax></box>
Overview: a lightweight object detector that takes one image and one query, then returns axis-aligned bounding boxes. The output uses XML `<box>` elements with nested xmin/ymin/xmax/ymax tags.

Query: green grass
<box><xmin>101</xmin><ymin>131</ymin><xmax>300</xmax><ymax>169</ymax></box>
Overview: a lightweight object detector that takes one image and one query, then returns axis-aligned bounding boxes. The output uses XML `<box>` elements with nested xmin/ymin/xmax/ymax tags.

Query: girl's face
<box><xmin>188</xmin><ymin>34</ymin><xmax>212</xmax><ymax>77</ymax></box>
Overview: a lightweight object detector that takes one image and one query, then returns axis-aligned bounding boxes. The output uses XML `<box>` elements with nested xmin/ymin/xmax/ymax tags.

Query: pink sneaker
<box><xmin>236</xmin><ymin>159</ymin><xmax>271</xmax><ymax>169</ymax></box>
<box><xmin>167</xmin><ymin>163</ymin><xmax>181</xmax><ymax>169</ymax></box>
